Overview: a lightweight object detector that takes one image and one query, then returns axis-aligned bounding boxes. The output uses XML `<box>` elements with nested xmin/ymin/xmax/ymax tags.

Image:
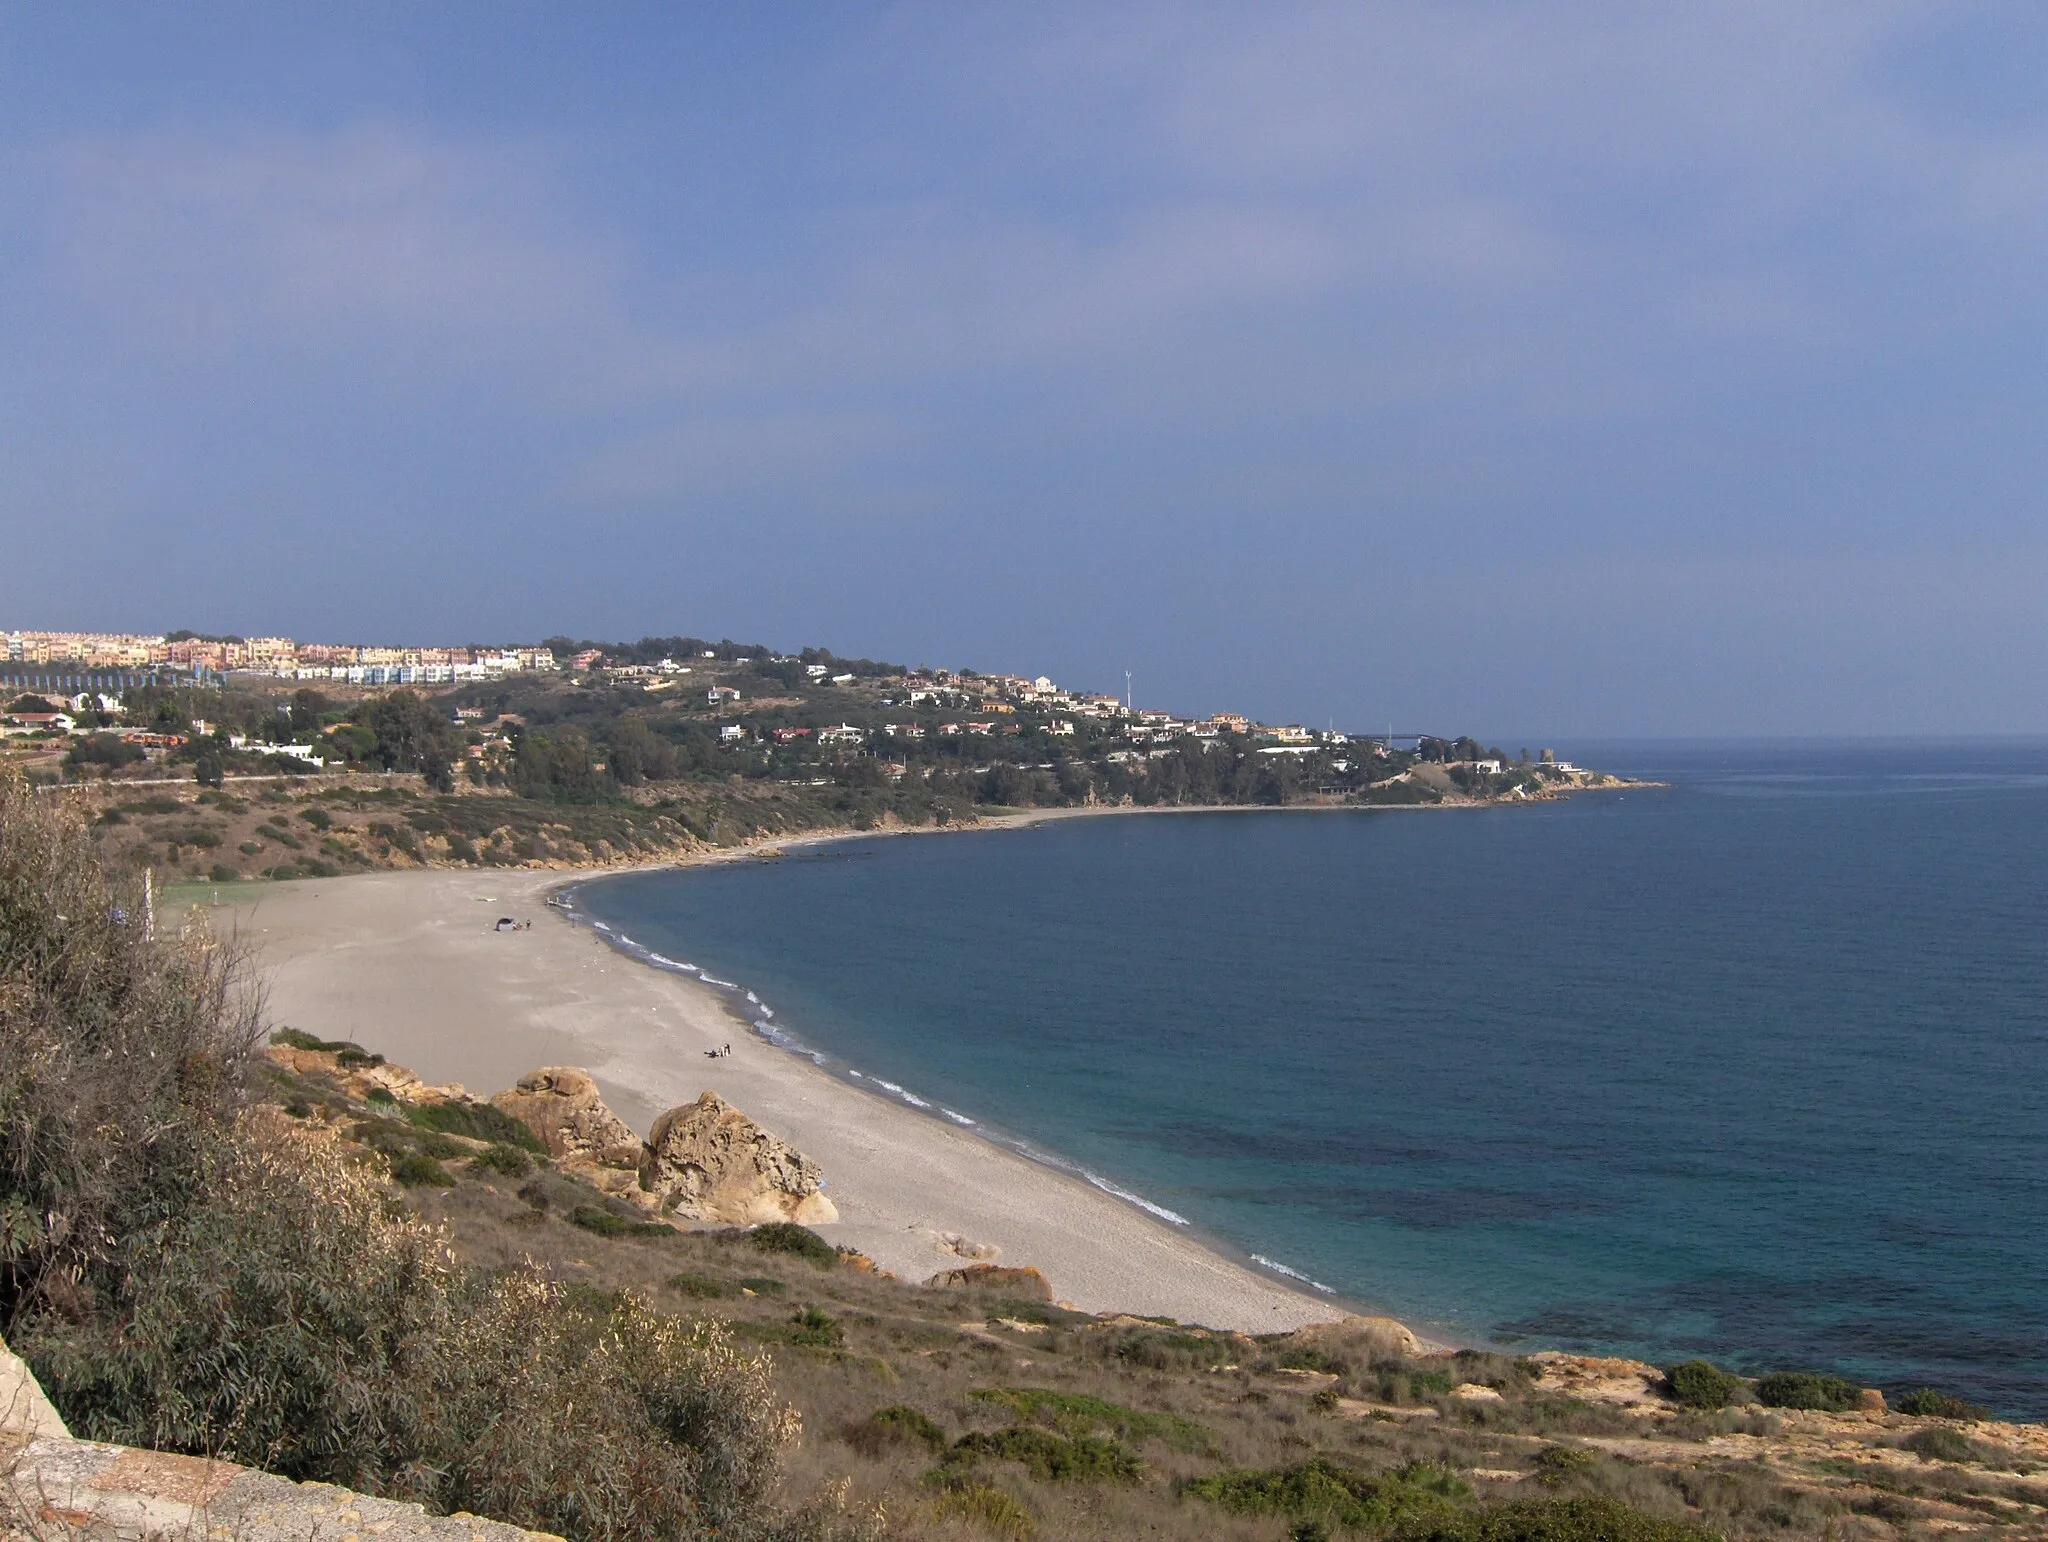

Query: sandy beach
<box><xmin>216</xmin><ymin>850</ymin><xmax>1353</xmax><ymax>1332</ymax></box>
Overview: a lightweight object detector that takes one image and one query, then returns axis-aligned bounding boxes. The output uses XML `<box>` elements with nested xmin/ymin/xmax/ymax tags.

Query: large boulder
<box><xmin>490</xmin><ymin>1067</ymin><xmax>641</xmax><ymax>1166</ymax></box>
<box><xmin>639</xmin><ymin>1091</ymin><xmax>837</xmax><ymax>1226</ymax></box>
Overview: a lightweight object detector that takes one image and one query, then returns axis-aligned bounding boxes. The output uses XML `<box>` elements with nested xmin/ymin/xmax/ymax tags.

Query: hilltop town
<box><xmin>3</xmin><ymin>626</ymin><xmax>1625</xmax><ymax>883</ymax></box>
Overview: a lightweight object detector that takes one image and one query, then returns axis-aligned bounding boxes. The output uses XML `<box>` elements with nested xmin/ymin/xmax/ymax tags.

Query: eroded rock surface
<box><xmin>639</xmin><ymin>1091</ymin><xmax>837</xmax><ymax>1226</ymax></box>
<box><xmin>490</xmin><ymin>1068</ymin><xmax>642</xmax><ymax>1166</ymax></box>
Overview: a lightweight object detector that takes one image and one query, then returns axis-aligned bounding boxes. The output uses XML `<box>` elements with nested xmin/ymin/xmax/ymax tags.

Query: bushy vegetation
<box><xmin>944</xmin><ymin>1424</ymin><xmax>1142</xmax><ymax>1483</ymax></box>
<box><xmin>0</xmin><ymin>774</ymin><xmax>817</xmax><ymax>1541</ymax></box>
<box><xmin>570</xmin><ymin>1202</ymin><xmax>677</xmax><ymax>1240</ymax></box>
<box><xmin>971</xmin><ymin>1385</ymin><xmax>1211</xmax><ymax>1451</ymax></box>
<box><xmin>1900</xmin><ymin>1426</ymin><xmax>1979</xmax><ymax>1463</ymax></box>
<box><xmin>1895</xmin><ymin>1386</ymin><xmax>1987</xmax><ymax>1420</ymax></box>
<box><xmin>405</xmin><ymin>1097</ymin><xmax>546</xmax><ymax>1151</ymax></box>
<box><xmin>1</xmin><ymin>770</ymin><xmax>261</xmax><ymax>1330</ymax></box>
<box><xmin>846</xmin><ymin>1403</ymin><xmax>949</xmax><ymax>1455</ymax></box>
<box><xmin>1185</xmin><ymin>1456</ymin><xmax>1468</xmax><ymax>1531</ymax></box>
<box><xmin>749</xmin><ymin>1220</ymin><xmax>841</xmax><ymax>1269</ymax></box>
<box><xmin>1664</xmin><ymin>1360</ymin><xmax>1748</xmax><ymax>1410</ymax></box>
<box><xmin>1390</xmin><ymin>1496</ymin><xmax>1724</xmax><ymax>1542</ymax></box>
<box><xmin>1753</xmin><ymin>1371</ymin><xmax>1863</xmax><ymax>1412</ymax></box>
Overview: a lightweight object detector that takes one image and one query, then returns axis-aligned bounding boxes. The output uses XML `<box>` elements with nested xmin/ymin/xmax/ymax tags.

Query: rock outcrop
<box><xmin>1288</xmin><ymin>1314</ymin><xmax>1426</xmax><ymax>1362</ymax></box>
<box><xmin>925</xmin><ymin>1264</ymin><xmax>1055</xmax><ymax>1301</ymax></box>
<box><xmin>638</xmin><ymin>1091</ymin><xmax>837</xmax><ymax>1226</ymax></box>
<box><xmin>490</xmin><ymin>1068</ymin><xmax>642</xmax><ymax>1166</ymax></box>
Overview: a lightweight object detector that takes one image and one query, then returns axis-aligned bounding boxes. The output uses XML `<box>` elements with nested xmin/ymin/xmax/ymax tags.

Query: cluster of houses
<box><xmin>704</xmin><ymin>665</ymin><xmax>1363</xmax><ymax>760</ymax></box>
<box><xmin>2</xmin><ymin>630</ymin><xmax>561</xmax><ymax>685</ymax></box>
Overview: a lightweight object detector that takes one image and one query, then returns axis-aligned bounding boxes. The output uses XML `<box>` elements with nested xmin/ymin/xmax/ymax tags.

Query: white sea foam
<box><xmin>941</xmin><ymin>1108</ymin><xmax>976</xmax><ymax>1126</ymax></box>
<box><xmin>699</xmin><ymin>976</ymin><xmax>737</xmax><ymax>990</ymax></box>
<box><xmin>746</xmin><ymin>991</ymin><xmax>758</xmax><ymax>1003</ymax></box>
<box><xmin>1084</xmin><ymin>1173</ymin><xmax>1190</xmax><ymax>1226</ymax></box>
<box><xmin>646</xmin><ymin>953</ymin><xmax>697</xmax><ymax>973</ymax></box>
<box><xmin>1250</xmin><ymin>1254</ymin><xmax>1336</xmax><ymax>1293</ymax></box>
<box><xmin>592</xmin><ymin>921</ymin><xmax>612</xmax><ymax>932</ymax></box>
<box><xmin>759</xmin><ymin>1006</ymin><xmax>774</xmax><ymax>1018</ymax></box>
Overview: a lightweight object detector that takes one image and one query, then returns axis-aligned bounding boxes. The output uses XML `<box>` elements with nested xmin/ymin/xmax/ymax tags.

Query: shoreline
<box><xmin>219</xmin><ymin>859</ymin><xmax>1370</xmax><ymax>1334</ymax></box>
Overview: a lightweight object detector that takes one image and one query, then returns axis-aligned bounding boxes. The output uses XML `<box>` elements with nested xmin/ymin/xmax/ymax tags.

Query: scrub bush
<box><xmin>390</xmin><ymin>1153</ymin><xmax>453</xmax><ymax>1187</ymax></box>
<box><xmin>1390</xmin><ymin>1496</ymin><xmax>1722</xmax><ymax>1542</ymax></box>
<box><xmin>846</xmin><ymin>1404</ymin><xmax>948</xmax><ymax>1456</ymax></box>
<box><xmin>1664</xmin><ymin>1360</ymin><xmax>1747</xmax><ymax>1410</ymax></box>
<box><xmin>469</xmin><ymin>1142</ymin><xmax>533</xmax><ymax>1178</ymax></box>
<box><xmin>2</xmin><ymin>775</ymin><xmax>805</xmax><ymax>1540</ymax></box>
<box><xmin>1901</xmin><ymin>1426</ymin><xmax>1977</xmax><ymax>1464</ymax></box>
<box><xmin>1754</xmin><ymin>1371</ymin><xmax>1862</xmax><ymax>1412</ymax></box>
<box><xmin>1895</xmin><ymin>1387</ymin><xmax>1987</xmax><ymax>1420</ymax></box>
<box><xmin>23</xmin><ymin>1117</ymin><xmax>798</xmax><ymax>1539</ymax></box>
<box><xmin>945</xmin><ymin>1426</ymin><xmax>1141</xmax><ymax>1483</ymax></box>
<box><xmin>1186</xmin><ymin>1456</ymin><xmax>1466</xmax><ymax>1529</ymax></box>
<box><xmin>406</xmin><ymin>1098</ymin><xmax>545</xmax><ymax>1151</ymax></box>
<box><xmin>0</xmin><ymin>770</ymin><xmax>261</xmax><ymax>1328</ymax></box>
<box><xmin>748</xmin><ymin>1221</ymin><xmax>839</xmax><ymax>1268</ymax></box>
<box><xmin>925</xmin><ymin>1476</ymin><xmax>1035</xmax><ymax>1538</ymax></box>
<box><xmin>570</xmin><ymin>1203</ymin><xmax>674</xmax><ymax>1240</ymax></box>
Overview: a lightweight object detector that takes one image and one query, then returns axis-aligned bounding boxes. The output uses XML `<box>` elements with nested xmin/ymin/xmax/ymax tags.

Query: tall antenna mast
<box><xmin>1124</xmin><ymin>670</ymin><xmax>1132</xmax><ymax>712</ymax></box>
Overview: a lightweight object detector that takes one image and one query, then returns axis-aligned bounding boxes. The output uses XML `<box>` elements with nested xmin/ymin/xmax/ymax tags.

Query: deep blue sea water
<box><xmin>574</xmin><ymin>742</ymin><xmax>2048</xmax><ymax>1416</ymax></box>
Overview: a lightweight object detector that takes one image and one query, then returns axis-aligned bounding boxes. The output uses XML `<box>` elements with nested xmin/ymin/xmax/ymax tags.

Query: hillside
<box><xmin>241</xmin><ymin>1038</ymin><xmax>2048</xmax><ymax>1542</ymax></box>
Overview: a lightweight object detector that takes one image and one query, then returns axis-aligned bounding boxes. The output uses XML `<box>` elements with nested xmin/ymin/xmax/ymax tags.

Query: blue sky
<box><xmin>3</xmin><ymin>4</ymin><xmax>2044</xmax><ymax>737</ymax></box>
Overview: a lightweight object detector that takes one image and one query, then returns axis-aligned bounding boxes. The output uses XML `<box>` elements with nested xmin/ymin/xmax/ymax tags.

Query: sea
<box><xmin>571</xmin><ymin>741</ymin><xmax>2048</xmax><ymax>1417</ymax></box>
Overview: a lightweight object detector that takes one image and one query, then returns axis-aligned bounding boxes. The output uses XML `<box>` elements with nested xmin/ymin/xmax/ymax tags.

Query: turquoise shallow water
<box><xmin>574</xmin><ymin>742</ymin><xmax>2048</xmax><ymax>1416</ymax></box>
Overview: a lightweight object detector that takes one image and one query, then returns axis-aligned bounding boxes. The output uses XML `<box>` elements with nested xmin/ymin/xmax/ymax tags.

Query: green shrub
<box><xmin>271</xmin><ymin>1027</ymin><xmax>334</xmax><ymax>1051</ymax></box>
<box><xmin>926</xmin><ymin>1479</ymin><xmax>1034</xmax><ymax>1539</ymax></box>
<box><xmin>970</xmin><ymin>1387</ymin><xmax>1209</xmax><ymax>1451</ymax></box>
<box><xmin>738</xmin><ymin>1276</ymin><xmax>788</xmax><ymax>1298</ymax></box>
<box><xmin>748</xmin><ymin>1221</ymin><xmax>839</xmax><ymax>1268</ymax></box>
<box><xmin>1901</xmin><ymin>1426</ymin><xmax>1977</xmax><ymax>1464</ymax></box>
<box><xmin>569</xmin><ymin>1204</ymin><xmax>673</xmax><ymax>1240</ymax></box>
<box><xmin>469</xmin><ymin>1143</ymin><xmax>533</xmax><ymax>1178</ymax></box>
<box><xmin>946</xmin><ymin>1426</ymin><xmax>1140</xmax><ymax>1483</ymax></box>
<box><xmin>788</xmin><ymin>1307</ymin><xmax>844</xmax><ymax>1348</ymax></box>
<box><xmin>208</xmin><ymin>865</ymin><xmax>239</xmax><ymax>883</ymax></box>
<box><xmin>1895</xmin><ymin>1387</ymin><xmax>1986</xmax><ymax>1420</ymax></box>
<box><xmin>0</xmin><ymin>772</ymin><xmax>262</xmax><ymax>1327</ymax></box>
<box><xmin>1389</xmin><ymin>1495</ymin><xmax>1722</xmax><ymax>1542</ymax></box>
<box><xmin>299</xmin><ymin>808</ymin><xmax>332</xmax><ymax>830</ymax></box>
<box><xmin>1533</xmin><ymin>1447</ymin><xmax>1598</xmax><ymax>1488</ymax></box>
<box><xmin>365</xmin><ymin>1086</ymin><xmax>397</xmax><ymax>1107</ymax></box>
<box><xmin>850</xmin><ymin>1404</ymin><xmax>948</xmax><ymax>1455</ymax></box>
<box><xmin>1105</xmin><ymin>1325</ymin><xmax>1237</xmax><ymax>1371</ymax></box>
<box><xmin>1276</xmin><ymin>1345</ymin><xmax>1349</xmax><ymax>1376</ymax></box>
<box><xmin>1664</xmin><ymin>1360</ymin><xmax>1747</xmax><ymax>1410</ymax></box>
<box><xmin>1754</xmin><ymin>1371</ymin><xmax>1861</xmax><ymax>1412</ymax></box>
<box><xmin>668</xmin><ymin>1271</ymin><xmax>737</xmax><ymax>1299</ymax></box>
<box><xmin>1186</xmin><ymin>1456</ymin><xmax>1465</xmax><ymax>1529</ymax></box>
<box><xmin>390</xmin><ymin>1153</ymin><xmax>452</xmax><ymax>1187</ymax></box>
<box><xmin>21</xmin><ymin>1124</ymin><xmax>800</xmax><ymax>1540</ymax></box>
<box><xmin>406</xmin><ymin>1100</ymin><xmax>544</xmax><ymax>1152</ymax></box>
